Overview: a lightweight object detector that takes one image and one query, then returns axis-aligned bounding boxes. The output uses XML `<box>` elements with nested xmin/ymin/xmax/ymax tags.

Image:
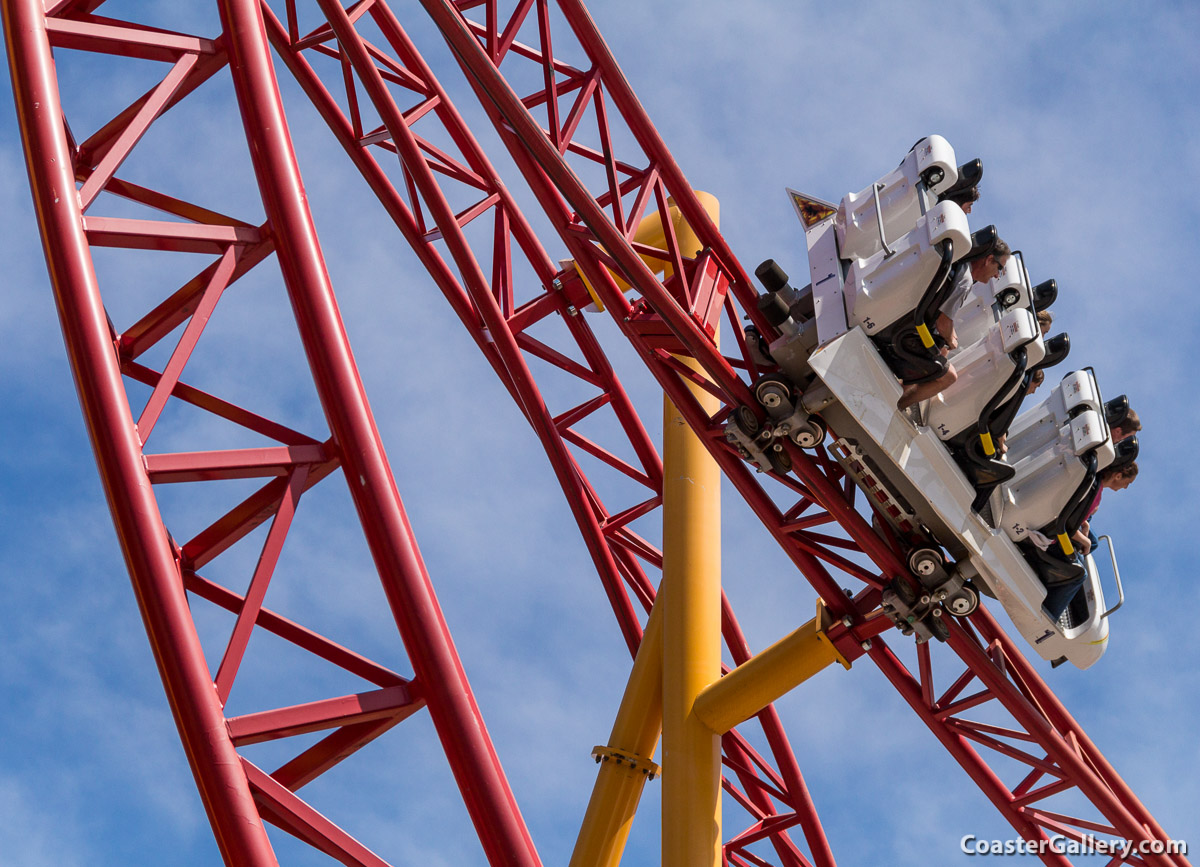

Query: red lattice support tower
<box><xmin>5</xmin><ymin>0</ymin><xmax>538</xmax><ymax>863</ymax></box>
<box><xmin>3</xmin><ymin>0</ymin><xmax>1190</xmax><ymax>865</ymax></box>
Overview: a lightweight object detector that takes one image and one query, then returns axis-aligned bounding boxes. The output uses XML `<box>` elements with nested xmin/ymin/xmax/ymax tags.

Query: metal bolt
<box><xmin>567</xmin><ymin>305</ymin><xmax>579</xmax><ymax>316</ymax></box>
<box><xmin>777</xmin><ymin>423</ymin><xmax>792</xmax><ymax>434</ymax></box>
<box><xmin>860</xmin><ymin>639</ymin><xmax>873</xmax><ymax>651</ymax></box>
<box><xmin>936</xmin><ymin>590</ymin><xmax>948</xmax><ymax>601</ymax></box>
<box><xmin>841</xmin><ymin>615</ymin><xmax>853</xmax><ymax>628</ymax></box>
<box><xmin>552</xmin><ymin>278</ymin><xmax>563</xmax><ymax>291</ymax></box>
<box><xmin>920</xmin><ymin>595</ymin><xmax>931</xmax><ymax>606</ymax></box>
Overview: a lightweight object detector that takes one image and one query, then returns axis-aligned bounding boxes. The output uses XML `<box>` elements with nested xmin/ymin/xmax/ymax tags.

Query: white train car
<box><xmin>734</xmin><ymin>137</ymin><xmax>1128</xmax><ymax>669</ymax></box>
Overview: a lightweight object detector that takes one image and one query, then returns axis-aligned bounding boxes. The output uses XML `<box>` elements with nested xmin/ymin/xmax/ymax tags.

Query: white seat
<box><xmin>1005</xmin><ymin>370</ymin><xmax>1116</xmax><ymax>470</ymax></box>
<box><xmin>843</xmin><ymin>200</ymin><xmax>971</xmax><ymax>338</ymax></box>
<box><xmin>835</xmin><ymin>135</ymin><xmax>959</xmax><ymax>262</ymax></box>
<box><xmin>952</xmin><ymin>253</ymin><xmax>1033</xmax><ymax>349</ymax></box>
<box><xmin>925</xmin><ymin>307</ymin><xmax>1043</xmax><ymax>444</ymax></box>
<box><xmin>990</xmin><ymin>406</ymin><xmax>1111</xmax><ymax>547</ymax></box>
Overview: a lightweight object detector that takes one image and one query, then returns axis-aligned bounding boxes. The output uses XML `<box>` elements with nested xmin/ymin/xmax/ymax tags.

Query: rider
<box><xmin>897</xmin><ymin>238</ymin><xmax>1011</xmax><ymax>410</ymax></box>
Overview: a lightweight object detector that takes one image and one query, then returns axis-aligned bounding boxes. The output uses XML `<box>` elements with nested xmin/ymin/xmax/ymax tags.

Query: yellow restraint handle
<box><xmin>916</xmin><ymin>323</ymin><xmax>935</xmax><ymax>349</ymax></box>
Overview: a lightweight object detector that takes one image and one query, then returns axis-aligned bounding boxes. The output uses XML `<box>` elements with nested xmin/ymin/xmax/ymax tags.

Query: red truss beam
<box><xmin>5</xmin><ymin>0</ymin><xmax>1188</xmax><ymax>865</ymax></box>
<box><xmin>5</xmin><ymin>0</ymin><xmax>541</xmax><ymax>864</ymax></box>
<box><xmin>280</xmin><ymin>0</ymin><xmax>1180</xmax><ymax>864</ymax></box>
<box><xmin>265</xmin><ymin>2</ymin><xmax>868</xmax><ymax>863</ymax></box>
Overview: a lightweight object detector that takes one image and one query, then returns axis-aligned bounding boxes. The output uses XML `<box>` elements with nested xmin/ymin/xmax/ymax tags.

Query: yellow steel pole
<box><xmin>693</xmin><ymin>601</ymin><xmax>850</xmax><ymax>735</ymax></box>
<box><xmin>568</xmin><ymin>192</ymin><xmax>719</xmax><ymax>310</ymax></box>
<box><xmin>661</xmin><ymin>344</ymin><xmax>723</xmax><ymax>867</ymax></box>
<box><xmin>569</xmin><ymin>601</ymin><xmax>664</xmax><ymax>867</ymax></box>
<box><xmin>565</xmin><ymin>192</ymin><xmax>723</xmax><ymax>865</ymax></box>
<box><xmin>650</xmin><ymin>193</ymin><xmax>722</xmax><ymax>867</ymax></box>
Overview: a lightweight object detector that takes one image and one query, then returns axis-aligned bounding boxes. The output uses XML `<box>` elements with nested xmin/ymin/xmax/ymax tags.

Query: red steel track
<box><xmin>3</xmin><ymin>0</ymin><xmax>1188</xmax><ymax>864</ymax></box>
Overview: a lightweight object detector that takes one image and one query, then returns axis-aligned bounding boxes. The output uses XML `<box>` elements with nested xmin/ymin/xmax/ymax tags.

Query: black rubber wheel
<box><xmin>998</xmin><ymin>288</ymin><xmax>1021</xmax><ymax>307</ymax></box>
<box><xmin>754</xmin><ymin>375</ymin><xmax>792</xmax><ymax>410</ymax></box>
<box><xmin>744</xmin><ymin>326</ymin><xmax>774</xmax><ymax>364</ymax></box>
<box><xmin>733</xmin><ymin>405</ymin><xmax>760</xmax><ymax>437</ymax></box>
<box><xmin>908</xmin><ymin>547</ymin><xmax>942</xmax><ymax>578</ymax></box>
<box><xmin>947</xmin><ymin>586</ymin><xmax>979</xmax><ymax>617</ymax></box>
<box><xmin>768</xmin><ymin>443</ymin><xmax>793</xmax><ymax>476</ymax></box>
<box><xmin>891</xmin><ymin>576</ymin><xmax>918</xmax><ymax>608</ymax></box>
<box><xmin>929</xmin><ymin>611</ymin><xmax>951</xmax><ymax>642</ymax></box>
<box><xmin>791</xmin><ymin>417</ymin><xmax>826</xmax><ymax>449</ymax></box>
<box><xmin>922</xmin><ymin>166</ymin><xmax>945</xmax><ymax>188</ymax></box>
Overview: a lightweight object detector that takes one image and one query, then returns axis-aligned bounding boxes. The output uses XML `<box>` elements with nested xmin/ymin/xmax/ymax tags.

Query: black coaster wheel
<box><xmin>754</xmin><ymin>375</ymin><xmax>792</xmax><ymax>411</ymax></box>
<box><xmin>946</xmin><ymin>585</ymin><xmax>980</xmax><ymax>617</ymax></box>
<box><xmin>908</xmin><ymin>547</ymin><xmax>943</xmax><ymax>579</ymax></box>
<box><xmin>929</xmin><ymin>608</ymin><xmax>951</xmax><ymax>642</ymax></box>
<box><xmin>733</xmin><ymin>405</ymin><xmax>760</xmax><ymax>437</ymax></box>
<box><xmin>890</xmin><ymin>576</ymin><xmax>918</xmax><ymax>608</ymax></box>
<box><xmin>767</xmin><ymin>442</ymin><xmax>793</xmax><ymax>476</ymax></box>
<box><xmin>791</xmin><ymin>416</ymin><xmax>827</xmax><ymax>449</ymax></box>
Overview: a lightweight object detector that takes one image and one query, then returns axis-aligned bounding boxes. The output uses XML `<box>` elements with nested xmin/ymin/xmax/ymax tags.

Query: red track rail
<box><xmin>3</xmin><ymin>0</ymin><xmax>1189</xmax><ymax>865</ymax></box>
<box><xmin>5</xmin><ymin>1</ymin><xmax>538</xmax><ymax>864</ymax></box>
<box><xmin>271</xmin><ymin>1</ymin><xmax>1187</xmax><ymax>863</ymax></box>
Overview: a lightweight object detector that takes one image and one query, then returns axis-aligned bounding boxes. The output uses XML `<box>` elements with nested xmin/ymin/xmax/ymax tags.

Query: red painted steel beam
<box><xmin>417</xmin><ymin>0</ymin><xmax>903</xmax><ymax>601</ymax></box>
<box><xmin>868</xmin><ymin>639</ymin><xmax>1075</xmax><ymax>867</ymax></box>
<box><xmin>551</xmin><ymin>0</ymin><xmax>765</xmax><ymax>329</ymax></box>
<box><xmin>227</xmin><ymin>685</ymin><xmax>421</xmax><ymax>745</ymax></box>
<box><xmin>943</xmin><ymin>623</ymin><xmax>1170</xmax><ymax>864</ymax></box>
<box><xmin>243</xmin><ymin>759</ymin><xmax>391</xmax><ymax>866</ymax></box>
<box><xmin>419</xmin><ymin>0</ymin><xmax>754</xmax><ymax>411</ymax></box>
<box><xmin>269</xmin><ymin>715</ymin><xmax>411</xmax><ymax>791</ymax></box>
<box><xmin>83</xmin><ymin>215</ymin><xmax>262</xmax><ymax>252</ymax></box>
<box><xmin>144</xmin><ymin>444</ymin><xmax>329</xmax><ymax>483</ymax></box>
<box><xmin>968</xmin><ymin>610</ymin><xmax>1188</xmax><ymax>866</ymax></box>
<box><xmin>313</xmin><ymin>0</ymin><xmax>646</xmax><ymax>657</ymax></box>
<box><xmin>185</xmin><ymin>571</ymin><xmax>409</xmax><ymax>688</ymax></box>
<box><xmin>213</xmin><ymin>1</ymin><xmax>541</xmax><ymax>863</ymax></box>
<box><xmin>2</xmin><ymin>2</ymin><xmax>279</xmax><ymax>863</ymax></box>
<box><xmin>404</xmin><ymin>5</ymin><xmax>1188</xmax><ymax>864</ymax></box>
<box><xmin>273</xmin><ymin>9</ymin><xmax>847</xmax><ymax>863</ymax></box>
<box><xmin>45</xmin><ymin>15</ymin><xmax>217</xmax><ymax>61</ymax></box>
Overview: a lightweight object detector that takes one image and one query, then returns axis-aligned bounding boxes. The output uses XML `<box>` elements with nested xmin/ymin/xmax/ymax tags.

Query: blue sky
<box><xmin>2</xmin><ymin>1</ymin><xmax>1198</xmax><ymax>865</ymax></box>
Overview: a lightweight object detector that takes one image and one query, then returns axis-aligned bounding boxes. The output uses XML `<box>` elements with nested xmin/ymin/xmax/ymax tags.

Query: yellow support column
<box><xmin>643</xmin><ymin>192</ymin><xmax>723</xmax><ymax>867</ymax></box>
<box><xmin>569</xmin><ymin>602</ymin><xmax>664</xmax><ymax>867</ymax></box>
<box><xmin>566</xmin><ymin>192</ymin><xmax>723</xmax><ymax>864</ymax></box>
<box><xmin>568</xmin><ymin>192</ymin><xmax>720</xmax><ymax>309</ymax></box>
<box><xmin>661</xmin><ymin>347</ymin><xmax>723</xmax><ymax>867</ymax></box>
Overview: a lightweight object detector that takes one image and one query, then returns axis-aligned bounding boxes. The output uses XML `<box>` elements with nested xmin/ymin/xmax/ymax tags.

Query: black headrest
<box><xmin>755</xmin><ymin>259</ymin><xmax>790</xmax><ymax>294</ymax></box>
<box><xmin>1104</xmin><ymin>395</ymin><xmax>1130</xmax><ymax>428</ymax></box>
<box><xmin>1109</xmin><ymin>435</ymin><xmax>1139</xmax><ymax>471</ymax></box>
<box><xmin>963</xmin><ymin>225</ymin><xmax>998</xmax><ymax>263</ymax></box>
<box><xmin>1034</xmin><ymin>333</ymin><xmax>1070</xmax><ymax>370</ymax></box>
<box><xmin>957</xmin><ymin>158</ymin><xmax>983</xmax><ymax>189</ymax></box>
<box><xmin>1031</xmin><ymin>279</ymin><xmax>1057</xmax><ymax>311</ymax></box>
<box><xmin>941</xmin><ymin>158</ymin><xmax>983</xmax><ymax>201</ymax></box>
